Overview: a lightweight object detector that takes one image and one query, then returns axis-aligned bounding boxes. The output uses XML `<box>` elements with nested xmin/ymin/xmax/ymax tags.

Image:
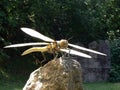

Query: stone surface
<box><xmin>23</xmin><ymin>57</ymin><xmax>83</xmax><ymax>90</ymax></box>
<box><xmin>77</xmin><ymin>40</ymin><xmax>110</xmax><ymax>82</ymax></box>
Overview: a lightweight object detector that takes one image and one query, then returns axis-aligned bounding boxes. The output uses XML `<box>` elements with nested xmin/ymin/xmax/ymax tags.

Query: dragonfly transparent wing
<box><xmin>4</xmin><ymin>42</ymin><xmax>48</xmax><ymax>48</ymax></box>
<box><xmin>68</xmin><ymin>43</ymin><xmax>107</xmax><ymax>56</ymax></box>
<box><xmin>60</xmin><ymin>49</ymin><xmax>92</xmax><ymax>58</ymax></box>
<box><xmin>21</xmin><ymin>27</ymin><xmax>54</xmax><ymax>42</ymax></box>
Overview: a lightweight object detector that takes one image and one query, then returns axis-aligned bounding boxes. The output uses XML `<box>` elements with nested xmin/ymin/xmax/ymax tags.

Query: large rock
<box><xmin>23</xmin><ymin>57</ymin><xmax>83</xmax><ymax>90</ymax></box>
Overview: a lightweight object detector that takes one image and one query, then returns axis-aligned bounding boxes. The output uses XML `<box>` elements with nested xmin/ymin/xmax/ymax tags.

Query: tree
<box><xmin>0</xmin><ymin>0</ymin><xmax>120</xmax><ymax>80</ymax></box>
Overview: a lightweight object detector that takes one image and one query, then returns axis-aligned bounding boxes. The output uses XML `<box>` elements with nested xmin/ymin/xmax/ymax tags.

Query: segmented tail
<box><xmin>21</xmin><ymin>46</ymin><xmax>48</xmax><ymax>56</ymax></box>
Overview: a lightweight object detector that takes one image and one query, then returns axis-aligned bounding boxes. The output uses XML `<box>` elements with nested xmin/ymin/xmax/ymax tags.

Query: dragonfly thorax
<box><xmin>46</xmin><ymin>40</ymin><xmax>68</xmax><ymax>53</ymax></box>
<box><xmin>59</xmin><ymin>39</ymin><xmax>68</xmax><ymax>49</ymax></box>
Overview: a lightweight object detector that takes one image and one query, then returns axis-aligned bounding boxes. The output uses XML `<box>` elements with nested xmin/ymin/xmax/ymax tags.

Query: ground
<box><xmin>0</xmin><ymin>79</ymin><xmax>120</xmax><ymax>90</ymax></box>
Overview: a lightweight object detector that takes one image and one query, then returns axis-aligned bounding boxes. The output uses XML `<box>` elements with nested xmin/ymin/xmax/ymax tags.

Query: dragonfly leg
<box><xmin>32</xmin><ymin>55</ymin><xmax>41</xmax><ymax>65</ymax></box>
<box><xmin>60</xmin><ymin>51</ymin><xmax>65</xmax><ymax>57</ymax></box>
<box><xmin>68</xmin><ymin>49</ymin><xmax>71</xmax><ymax>57</ymax></box>
<box><xmin>40</xmin><ymin>52</ymin><xmax>47</xmax><ymax>65</ymax></box>
<box><xmin>54</xmin><ymin>52</ymin><xmax>58</xmax><ymax>60</ymax></box>
<box><xmin>63</xmin><ymin>49</ymin><xmax>71</xmax><ymax>57</ymax></box>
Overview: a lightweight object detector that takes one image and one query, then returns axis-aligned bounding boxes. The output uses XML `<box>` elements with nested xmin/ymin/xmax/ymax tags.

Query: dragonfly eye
<box><xmin>59</xmin><ymin>39</ymin><xmax>68</xmax><ymax>49</ymax></box>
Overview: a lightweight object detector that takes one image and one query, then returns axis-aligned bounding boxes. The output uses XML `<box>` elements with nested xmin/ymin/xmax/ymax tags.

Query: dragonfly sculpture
<box><xmin>4</xmin><ymin>27</ymin><xmax>107</xmax><ymax>60</ymax></box>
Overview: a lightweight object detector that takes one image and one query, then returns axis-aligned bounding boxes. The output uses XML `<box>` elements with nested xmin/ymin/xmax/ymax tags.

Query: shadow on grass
<box><xmin>84</xmin><ymin>82</ymin><xmax>120</xmax><ymax>90</ymax></box>
<box><xmin>0</xmin><ymin>81</ymin><xmax>24</xmax><ymax>90</ymax></box>
<box><xmin>0</xmin><ymin>73</ymin><xmax>28</xmax><ymax>90</ymax></box>
<box><xmin>1</xmin><ymin>69</ymin><xmax>120</xmax><ymax>90</ymax></box>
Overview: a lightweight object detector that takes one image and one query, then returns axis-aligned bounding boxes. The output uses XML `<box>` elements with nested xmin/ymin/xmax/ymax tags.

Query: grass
<box><xmin>0</xmin><ymin>75</ymin><xmax>27</xmax><ymax>90</ymax></box>
<box><xmin>84</xmin><ymin>82</ymin><xmax>120</xmax><ymax>90</ymax></box>
<box><xmin>0</xmin><ymin>81</ymin><xmax>24</xmax><ymax>90</ymax></box>
<box><xmin>0</xmin><ymin>78</ymin><xmax>120</xmax><ymax>90</ymax></box>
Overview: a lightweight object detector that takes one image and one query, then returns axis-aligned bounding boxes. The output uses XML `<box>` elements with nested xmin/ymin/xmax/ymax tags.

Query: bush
<box><xmin>109</xmin><ymin>38</ymin><xmax>120</xmax><ymax>82</ymax></box>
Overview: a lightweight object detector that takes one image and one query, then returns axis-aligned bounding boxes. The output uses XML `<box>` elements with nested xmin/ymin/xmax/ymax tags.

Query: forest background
<box><xmin>0</xmin><ymin>0</ymin><xmax>120</xmax><ymax>82</ymax></box>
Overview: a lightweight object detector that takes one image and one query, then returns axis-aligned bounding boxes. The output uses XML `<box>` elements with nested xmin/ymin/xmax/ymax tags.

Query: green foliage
<box><xmin>27</xmin><ymin>0</ymin><xmax>120</xmax><ymax>44</ymax></box>
<box><xmin>109</xmin><ymin>38</ymin><xmax>120</xmax><ymax>82</ymax></box>
<box><xmin>30</xmin><ymin>0</ymin><xmax>110</xmax><ymax>44</ymax></box>
<box><xmin>0</xmin><ymin>0</ymin><xmax>34</xmax><ymax>78</ymax></box>
<box><xmin>0</xmin><ymin>0</ymin><xmax>119</xmax><ymax>46</ymax></box>
<box><xmin>105</xmin><ymin>0</ymin><xmax>120</xmax><ymax>82</ymax></box>
<box><xmin>0</xmin><ymin>0</ymin><xmax>120</xmax><ymax>79</ymax></box>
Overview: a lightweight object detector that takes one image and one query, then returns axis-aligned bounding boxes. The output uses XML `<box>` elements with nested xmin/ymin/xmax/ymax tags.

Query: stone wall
<box><xmin>77</xmin><ymin>40</ymin><xmax>110</xmax><ymax>82</ymax></box>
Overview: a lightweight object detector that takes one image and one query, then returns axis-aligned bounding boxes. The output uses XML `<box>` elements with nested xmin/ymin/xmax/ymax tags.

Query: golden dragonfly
<box><xmin>4</xmin><ymin>27</ymin><xmax>107</xmax><ymax>60</ymax></box>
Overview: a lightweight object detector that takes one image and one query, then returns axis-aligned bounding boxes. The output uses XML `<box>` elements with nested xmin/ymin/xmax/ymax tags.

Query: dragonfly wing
<box><xmin>68</xmin><ymin>43</ymin><xmax>107</xmax><ymax>56</ymax></box>
<box><xmin>4</xmin><ymin>42</ymin><xmax>48</xmax><ymax>48</ymax></box>
<box><xmin>60</xmin><ymin>49</ymin><xmax>92</xmax><ymax>58</ymax></box>
<box><xmin>21</xmin><ymin>27</ymin><xmax>54</xmax><ymax>42</ymax></box>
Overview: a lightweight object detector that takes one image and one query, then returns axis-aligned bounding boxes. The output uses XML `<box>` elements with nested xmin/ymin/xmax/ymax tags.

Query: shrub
<box><xmin>109</xmin><ymin>38</ymin><xmax>120</xmax><ymax>82</ymax></box>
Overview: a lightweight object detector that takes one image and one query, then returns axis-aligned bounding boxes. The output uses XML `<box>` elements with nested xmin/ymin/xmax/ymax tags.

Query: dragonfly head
<box><xmin>59</xmin><ymin>39</ymin><xmax>68</xmax><ymax>49</ymax></box>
